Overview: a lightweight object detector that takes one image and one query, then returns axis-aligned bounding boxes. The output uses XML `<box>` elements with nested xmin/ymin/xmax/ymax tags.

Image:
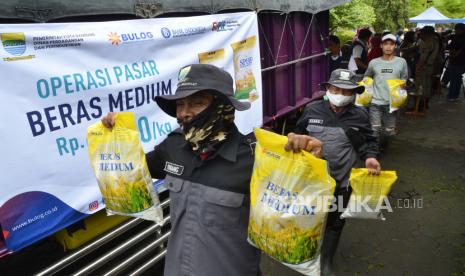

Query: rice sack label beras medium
<box><xmin>87</xmin><ymin>112</ymin><xmax>163</xmax><ymax>224</ymax></box>
<box><xmin>248</xmin><ymin>128</ymin><xmax>336</xmax><ymax>275</ymax></box>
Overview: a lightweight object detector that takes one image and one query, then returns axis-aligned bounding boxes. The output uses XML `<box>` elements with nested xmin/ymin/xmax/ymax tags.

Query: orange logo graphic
<box><xmin>108</xmin><ymin>32</ymin><xmax>122</xmax><ymax>45</ymax></box>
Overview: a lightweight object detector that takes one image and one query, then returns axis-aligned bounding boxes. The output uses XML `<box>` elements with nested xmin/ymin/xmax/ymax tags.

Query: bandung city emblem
<box><xmin>1</xmin><ymin>32</ymin><xmax>26</xmax><ymax>56</ymax></box>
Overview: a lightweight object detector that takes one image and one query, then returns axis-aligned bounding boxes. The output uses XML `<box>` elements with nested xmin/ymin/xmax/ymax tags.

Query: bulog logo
<box><xmin>108</xmin><ymin>31</ymin><xmax>154</xmax><ymax>45</ymax></box>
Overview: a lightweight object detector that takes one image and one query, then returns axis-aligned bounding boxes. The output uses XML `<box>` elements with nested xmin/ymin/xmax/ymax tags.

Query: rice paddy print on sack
<box><xmin>87</xmin><ymin>112</ymin><xmax>163</xmax><ymax>224</ymax></box>
<box><xmin>248</xmin><ymin>128</ymin><xmax>336</xmax><ymax>275</ymax></box>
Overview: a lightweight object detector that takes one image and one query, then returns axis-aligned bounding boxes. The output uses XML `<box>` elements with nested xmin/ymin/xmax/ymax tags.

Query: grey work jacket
<box><xmin>146</xmin><ymin>126</ymin><xmax>261</xmax><ymax>276</ymax></box>
<box><xmin>296</xmin><ymin>100</ymin><xmax>379</xmax><ymax>188</ymax></box>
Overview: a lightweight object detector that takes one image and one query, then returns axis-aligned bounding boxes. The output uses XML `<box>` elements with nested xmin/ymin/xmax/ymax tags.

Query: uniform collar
<box><xmin>215</xmin><ymin>125</ymin><xmax>241</xmax><ymax>163</ymax></box>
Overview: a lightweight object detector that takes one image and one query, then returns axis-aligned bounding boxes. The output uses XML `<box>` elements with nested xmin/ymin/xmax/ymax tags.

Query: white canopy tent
<box><xmin>409</xmin><ymin>7</ymin><xmax>459</xmax><ymax>24</ymax></box>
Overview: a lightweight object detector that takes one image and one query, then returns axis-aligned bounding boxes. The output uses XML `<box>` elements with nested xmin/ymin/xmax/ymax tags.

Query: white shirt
<box><xmin>348</xmin><ymin>39</ymin><xmax>365</xmax><ymax>72</ymax></box>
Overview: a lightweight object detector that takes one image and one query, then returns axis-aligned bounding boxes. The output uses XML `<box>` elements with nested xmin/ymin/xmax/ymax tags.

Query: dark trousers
<box><xmin>447</xmin><ymin>65</ymin><xmax>465</xmax><ymax>100</ymax></box>
<box><xmin>325</xmin><ymin>186</ymin><xmax>353</xmax><ymax>233</ymax></box>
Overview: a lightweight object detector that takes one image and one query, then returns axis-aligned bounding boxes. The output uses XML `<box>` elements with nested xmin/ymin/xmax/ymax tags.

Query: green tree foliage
<box><xmin>334</xmin><ymin>29</ymin><xmax>356</xmax><ymax>45</ymax></box>
<box><xmin>408</xmin><ymin>0</ymin><xmax>465</xmax><ymax>19</ymax></box>
<box><xmin>371</xmin><ymin>0</ymin><xmax>410</xmax><ymax>32</ymax></box>
<box><xmin>329</xmin><ymin>0</ymin><xmax>376</xmax><ymax>31</ymax></box>
<box><xmin>330</xmin><ymin>0</ymin><xmax>465</xmax><ymax>34</ymax></box>
<box><xmin>407</xmin><ymin>0</ymin><xmax>431</xmax><ymax>18</ymax></box>
<box><xmin>430</xmin><ymin>0</ymin><xmax>465</xmax><ymax>19</ymax></box>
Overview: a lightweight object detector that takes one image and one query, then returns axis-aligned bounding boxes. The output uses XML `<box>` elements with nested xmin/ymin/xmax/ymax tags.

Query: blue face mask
<box><xmin>326</xmin><ymin>90</ymin><xmax>355</xmax><ymax>107</ymax></box>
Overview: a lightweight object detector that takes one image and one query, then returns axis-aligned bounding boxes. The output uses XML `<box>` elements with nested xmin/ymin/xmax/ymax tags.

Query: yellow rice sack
<box><xmin>387</xmin><ymin>79</ymin><xmax>407</xmax><ymax>113</ymax></box>
<box><xmin>355</xmin><ymin>77</ymin><xmax>374</xmax><ymax>107</ymax></box>
<box><xmin>87</xmin><ymin>112</ymin><xmax>163</xmax><ymax>224</ymax></box>
<box><xmin>341</xmin><ymin>168</ymin><xmax>397</xmax><ymax>220</ymax></box>
<box><xmin>231</xmin><ymin>36</ymin><xmax>258</xmax><ymax>101</ymax></box>
<box><xmin>198</xmin><ymin>48</ymin><xmax>225</xmax><ymax>68</ymax></box>
<box><xmin>248</xmin><ymin>128</ymin><xmax>336</xmax><ymax>275</ymax></box>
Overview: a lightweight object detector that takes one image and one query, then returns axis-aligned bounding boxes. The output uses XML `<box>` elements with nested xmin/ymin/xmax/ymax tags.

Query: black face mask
<box><xmin>179</xmin><ymin>95</ymin><xmax>235</xmax><ymax>153</ymax></box>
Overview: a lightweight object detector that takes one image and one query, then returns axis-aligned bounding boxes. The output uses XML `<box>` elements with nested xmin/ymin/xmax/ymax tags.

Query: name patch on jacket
<box><xmin>164</xmin><ymin>162</ymin><xmax>184</xmax><ymax>175</ymax></box>
<box><xmin>308</xmin><ymin>118</ymin><xmax>324</xmax><ymax>125</ymax></box>
<box><xmin>381</xmin><ymin>68</ymin><xmax>393</xmax><ymax>73</ymax></box>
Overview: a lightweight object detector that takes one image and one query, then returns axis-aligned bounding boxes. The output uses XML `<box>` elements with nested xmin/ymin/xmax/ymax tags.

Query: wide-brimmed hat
<box><xmin>320</xmin><ymin>69</ymin><xmax>365</xmax><ymax>94</ymax></box>
<box><xmin>155</xmin><ymin>64</ymin><xmax>251</xmax><ymax>117</ymax></box>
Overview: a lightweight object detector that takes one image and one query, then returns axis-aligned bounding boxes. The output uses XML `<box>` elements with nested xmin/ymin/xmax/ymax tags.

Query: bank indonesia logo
<box><xmin>1</xmin><ymin>32</ymin><xmax>26</xmax><ymax>56</ymax></box>
<box><xmin>161</xmin><ymin>27</ymin><xmax>171</xmax><ymax>38</ymax></box>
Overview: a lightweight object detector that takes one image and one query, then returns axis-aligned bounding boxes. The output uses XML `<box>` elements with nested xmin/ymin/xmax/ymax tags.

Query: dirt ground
<box><xmin>260</xmin><ymin>95</ymin><xmax>465</xmax><ymax>275</ymax></box>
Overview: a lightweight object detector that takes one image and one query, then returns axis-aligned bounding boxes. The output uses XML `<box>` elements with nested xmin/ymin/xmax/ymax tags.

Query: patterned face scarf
<box><xmin>180</xmin><ymin>96</ymin><xmax>235</xmax><ymax>154</ymax></box>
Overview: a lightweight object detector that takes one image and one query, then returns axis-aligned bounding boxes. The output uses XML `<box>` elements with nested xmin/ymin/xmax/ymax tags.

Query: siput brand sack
<box><xmin>231</xmin><ymin>36</ymin><xmax>258</xmax><ymax>101</ymax></box>
<box><xmin>198</xmin><ymin>48</ymin><xmax>225</xmax><ymax>68</ymax></box>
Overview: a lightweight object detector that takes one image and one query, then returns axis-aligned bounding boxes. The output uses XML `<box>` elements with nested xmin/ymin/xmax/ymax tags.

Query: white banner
<box><xmin>0</xmin><ymin>12</ymin><xmax>262</xmax><ymax>251</ymax></box>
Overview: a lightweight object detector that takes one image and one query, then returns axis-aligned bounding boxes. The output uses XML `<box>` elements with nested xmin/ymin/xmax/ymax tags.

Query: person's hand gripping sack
<box><xmin>101</xmin><ymin>112</ymin><xmax>117</xmax><ymax>129</ymax></box>
<box><xmin>365</xmin><ymin>157</ymin><xmax>381</xmax><ymax>175</ymax></box>
<box><xmin>285</xmin><ymin>132</ymin><xmax>323</xmax><ymax>158</ymax></box>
